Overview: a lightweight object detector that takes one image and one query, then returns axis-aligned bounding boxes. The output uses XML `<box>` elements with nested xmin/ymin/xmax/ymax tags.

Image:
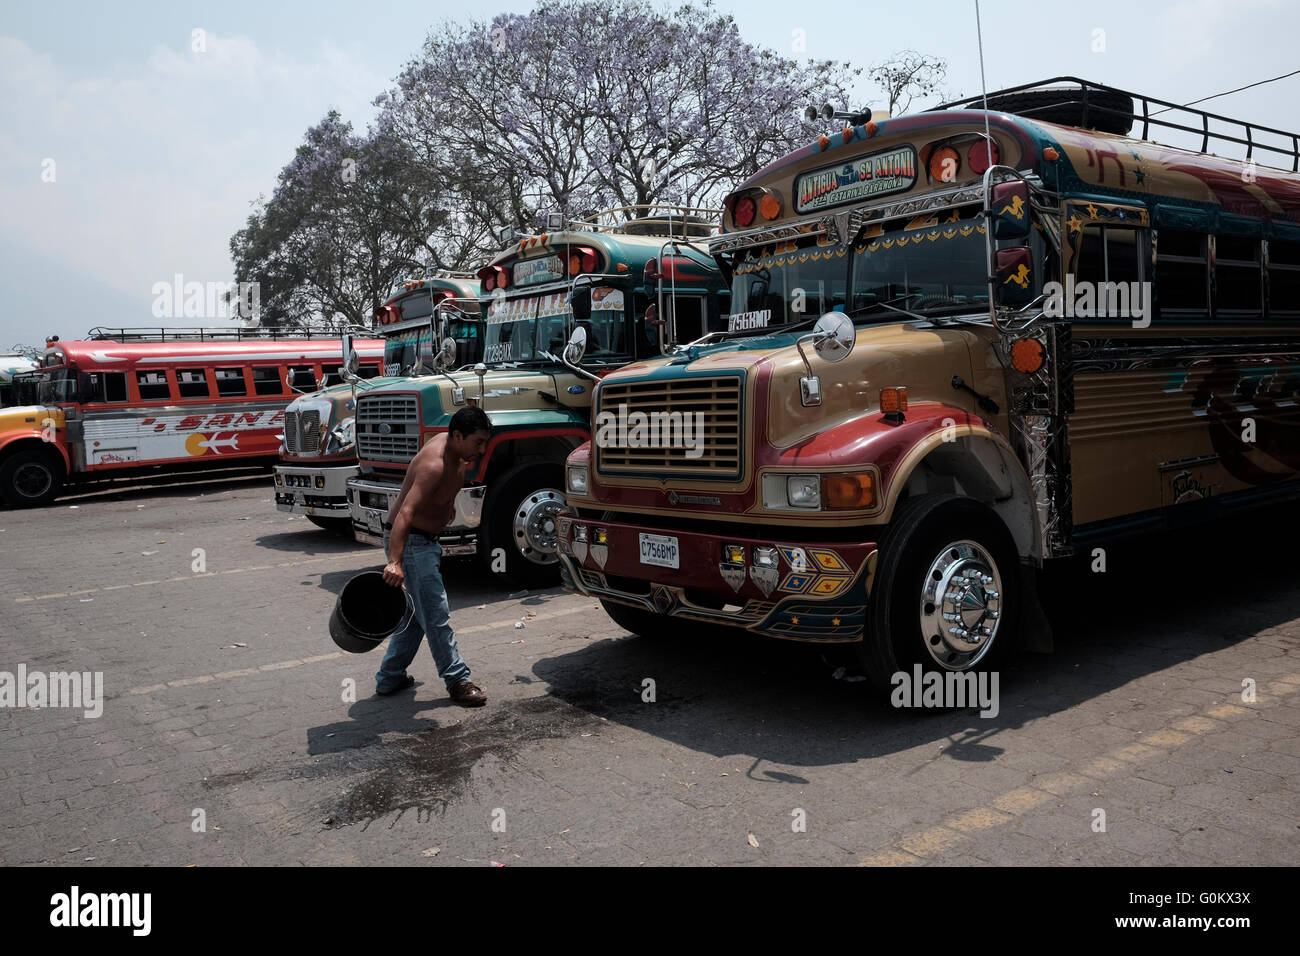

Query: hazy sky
<box><xmin>1</xmin><ymin>0</ymin><xmax>1296</xmax><ymax>349</ymax></box>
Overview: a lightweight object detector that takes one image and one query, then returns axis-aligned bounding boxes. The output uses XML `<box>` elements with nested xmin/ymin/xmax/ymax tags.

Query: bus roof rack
<box><xmin>84</xmin><ymin>326</ymin><xmax>369</xmax><ymax>342</ymax></box>
<box><xmin>934</xmin><ymin>76</ymin><xmax>1300</xmax><ymax>172</ymax></box>
<box><xmin>568</xmin><ymin>204</ymin><xmax>722</xmax><ymax>239</ymax></box>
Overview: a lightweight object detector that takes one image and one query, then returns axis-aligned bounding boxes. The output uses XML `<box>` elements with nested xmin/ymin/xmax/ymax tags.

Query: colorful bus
<box><xmin>346</xmin><ymin>206</ymin><xmax>729</xmax><ymax>585</ymax></box>
<box><xmin>555</xmin><ymin>77</ymin><xmax>1300</xmax><ymax>685</ymax></box>
<box><xmin>273</xmin><ymin>273</ymin><xmax>482</xmax><ymax>529</ymax></box>
<box><xmin>0</xmin><ymin>329</ymin><xmax>383</xmax><ymax>507</ymax></box>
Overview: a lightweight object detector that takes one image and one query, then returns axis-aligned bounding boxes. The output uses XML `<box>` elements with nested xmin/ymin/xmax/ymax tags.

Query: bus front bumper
<box><xmin>346</xmin><ymin>476</ymin><xmax>485</xmax><ymax>552</ymax></box>
<box><xmin>273</xmin><ymin>463</ymin><xmax>356</xmax><ymax>517</ymax></box>
<box><xmin>556</xmin><ymin>511</ymin><xmax>878</xmax><ymax>643</ymax></box>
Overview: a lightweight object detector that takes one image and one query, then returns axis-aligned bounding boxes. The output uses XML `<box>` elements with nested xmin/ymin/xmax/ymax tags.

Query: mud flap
<box><xmin>1017</xmin><ymin>562</ymin><xmax>1054</xmax><ymax>653</ymax></box>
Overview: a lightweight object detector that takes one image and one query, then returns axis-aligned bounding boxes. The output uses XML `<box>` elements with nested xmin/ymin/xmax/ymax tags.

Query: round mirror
<box><xmin>812</xmin><ymin>312</ymin><xmax>855</xmax><ymax>363</ymax></box>
<box><xmin>438</xmin><ymin>337</ymin><xmax>456</xmax><ymax>369</ymax></box>
<box><xmin>564</xmin><ymin>325</ymin><xmax>587</xmax><ymax>365</ymax></box>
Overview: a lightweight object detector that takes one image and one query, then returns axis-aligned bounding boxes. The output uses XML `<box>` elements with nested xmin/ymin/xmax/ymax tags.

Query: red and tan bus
<box><xmin>0</xmin><ymin>329</ymin><xmax>383</xmax><ymax>507</ymax></box>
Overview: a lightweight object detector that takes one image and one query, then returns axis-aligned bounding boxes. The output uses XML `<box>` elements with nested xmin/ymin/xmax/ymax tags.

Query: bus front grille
<box><xmin>284</xmin><ymin>410</ymin><xmax>320</xmax><ymax>455</ymax></box>
<box><xmin>596</xmin><ymin>375</ymin><xmax>742</xmax><ymax>478</ymax></box>
<box><xmin>356</xmin><ymin>394</ymin><xmax>420</xmax><ymax>463</ymax></box>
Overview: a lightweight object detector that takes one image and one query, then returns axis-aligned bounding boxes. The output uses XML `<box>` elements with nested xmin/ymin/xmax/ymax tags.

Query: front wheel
<box><xmin>306</xmin><ymin>514</ymin><xmax>353</xmax><ymax>534</ymax></box>
<box><xmin>856</xmin><ymin>495</ymin><xmax>1020</xmax><ymax>690</ymax></box>
<box><xmin>0</xmin><ymin>448</ymin><xmax>66</xmax><ymax>508</ymax></box>
<box><xmin>480</xmin><ymin>462</ymin><xmax>566</xmax><ymax>588</ymax></box>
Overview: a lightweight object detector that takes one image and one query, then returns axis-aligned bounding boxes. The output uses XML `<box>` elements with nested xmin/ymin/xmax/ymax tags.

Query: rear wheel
<box><xmin>0</xmin><ymin>448</ymin><xmax>66</xmax><ymax>508</ymax></box>
<box><xmin>856</xmin><ymin>495</ymin><xmax>1020</xmax><ymax>690</ymax></box>
<box><xmin>306</xmin><ymin>514</ymin><xmax>353</xmax><ymax>534</ymax></box>
<box><xmin>481</xmin><ymin>462</ymin><xmax>566</xmax><ymax>589</ymax></box>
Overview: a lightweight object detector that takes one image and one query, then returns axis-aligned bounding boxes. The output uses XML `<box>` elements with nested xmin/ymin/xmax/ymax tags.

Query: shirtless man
<box><xmin>375</xmin><ymin>405</ymin><xmax>492</xmax><ymax>705</ymax></box>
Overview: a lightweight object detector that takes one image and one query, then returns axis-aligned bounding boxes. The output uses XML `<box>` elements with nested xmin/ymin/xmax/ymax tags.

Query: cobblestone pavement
<box><xmin>1</xmin><ymin>474</ymin><xmax>1297</xmax><ymax>865</ymax></box>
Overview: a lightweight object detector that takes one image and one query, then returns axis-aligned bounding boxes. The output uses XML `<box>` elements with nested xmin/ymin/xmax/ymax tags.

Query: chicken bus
<box><xmin>345</xmin><ymin>206</ymin><xmax>730</xmax><ymax>585</ymax></box>
<box><xmin>554</xmin><ymin>77</ymin><xmax>1300</xmax><ymax>686</ymax></box>
<box><xmin>272</xmin><ymin>272</ymin><xmax>482</xmax><ymax>529</ymax></box>
<box><xmin>0</xmin><ymin>328</ymin><xmax>383</xmax><ymax>507</ymax></box>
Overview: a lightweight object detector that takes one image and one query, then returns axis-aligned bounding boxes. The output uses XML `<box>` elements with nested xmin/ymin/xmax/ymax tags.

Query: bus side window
<box><xmin>1215</xmin><ymin>235</ymin><xmax>1263</xmax><ymax>318</ymax></box>
<box><xmin>87</xmin><ymin>372</ymin><xmax>128</xmax><ymax>403</ymax></box>
<box><xmin>135</xmin><ymin>369</ymin><xmax>172</xmax><ymax>401</ymax></box>
<box><xmin>252</xmin><ymin>366</ymin><xmax>283</xmax><ymax>396</ymax></box>
<box><xmin>177</xmin><ymin>368</ymin><xmax>209</xmax><ymax>399</ymax></box>
<box><xmin>322</xmin><ymin>364</ymin><xmax>344</xmax><ymax>386</ymax></box>
<box><xmin>670</xmin><ymin>296</ymin><xmax>705</xmax><ymax>344</ymax></box>
<box><xmin>287</xmin><ymin>365</ymin><xmax>317</xmax><ymax>392</ymax></box>
<box><xmin>1268</xmin><ymin>240</ymin><xmax>1300</xmax><ymax>318</ymax></box>
<box><xmin>215</xmin><ymin>367</ymin><xmax>248</xmax><ymax>397</ymax></box>
<box><xmin>1156</xmin><ymin>230</ymin><xmax>1209</xmax><ymax>317</ymax></box>
<box><xmin>358</xmin><ymin>363</ymin><xmax>380</xmax><ymax>379</ymax></box>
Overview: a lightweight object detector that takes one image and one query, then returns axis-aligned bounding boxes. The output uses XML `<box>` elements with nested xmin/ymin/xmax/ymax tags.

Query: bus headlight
<box><xmin>787</xmin><ymin>475</ymin><xmax>821</xmax><ymax>508</ymax></box>
<box><xmin>566</xmin><ymin>464</ymin><xmax>589</xmax><ymax>495</ymax></box>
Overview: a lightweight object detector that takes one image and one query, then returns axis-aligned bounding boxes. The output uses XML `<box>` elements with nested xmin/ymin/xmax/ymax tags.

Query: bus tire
<box><xmin>598</xmin><ymin>599</ymin><xmax>674</xmax><ymax>638</ymax></box>
<box><xmin>0</xmin><ymin>446</ymin><xmax>66</xmax><ymax>508</ymax></box>
<box><xmin>480</xmin><ymin>462</ymin><xmax>566</xmax><ymax>589</ymax></box>
<box><xmin>306</xmin><ymin>515</ymin><xmax>353</xmax><ymax>534</ymax></box>
<box><xmin>855</xmin><ymin>494</ymin><xmax>1020</xmax><ymax>691</ymax></box>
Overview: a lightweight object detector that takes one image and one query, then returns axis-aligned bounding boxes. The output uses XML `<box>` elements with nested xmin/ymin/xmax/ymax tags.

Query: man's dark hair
<box><xmin>449</xmin><ymin>405</ymin><xmax>492</xmax><ymax>438</ymax></box>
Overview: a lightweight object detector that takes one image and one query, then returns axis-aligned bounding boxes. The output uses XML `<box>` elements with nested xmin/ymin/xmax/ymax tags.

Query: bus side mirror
<box><xmin>567</xmin><ymin>286</ymin><xmax>592</xmax><ymax>323</ymax></box>
<box><xmin>340</xmin><ymin>333</ymin><xmax>353</xmax><ymax>368</ymax></box>
<box><xmin>418</xmin><ymin>343</ymin><xmax>435</xmax><ymax>371</ymax></box>
<box><xmin>346</xmin><ymin>348</ymin><xmax>360</xmax><ymax>376</ymax></box>
<box><xmin>564</xmin><ymin>326</ymin><xmax>588</xmax><ymax>366</ymax></box>
<box><xmin>436</xmin><ymin>337</ymin><xmax>456</xmax><ymax>370</ymax></box>
<box><xmin>995</xmin><ymin>247</ymin><xmax>1035</xmax><ymax>308</ymax></box>
<box><xmin>992</xmin><ymin>181</ymin><xmax>1031</xmax><ymax>240</ymax></box>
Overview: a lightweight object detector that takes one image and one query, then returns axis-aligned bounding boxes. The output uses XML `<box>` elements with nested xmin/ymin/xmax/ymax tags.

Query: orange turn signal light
<box><xmin>825</xmin><ymin>472</ymin><xmax>875</xmax><ymax>510</ymax></box>
<box><xmin>759</xmin><ymin>192</ymin><xmax>781</xmax><ymax>221</ymax></box>
<box><xmin>880</xmin><ymin>387</ymin><xmax>908</xmax><ymax>414</ymax></box>
<box><xmin>1011</xmin><ymin>337</ymin><xmax>1046</xmax><ymax>374</ymax></box>
<box><xmin>929</xmin><ymin>146</ymin><xmax>960</xmax><ymax>183</ymax></box>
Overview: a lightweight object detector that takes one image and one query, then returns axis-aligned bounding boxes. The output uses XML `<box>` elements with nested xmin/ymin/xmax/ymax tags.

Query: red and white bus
<box><xmin>0</xmin><ymin>330</ymin><xmax>384</xmax><ymax>507</ymax></box>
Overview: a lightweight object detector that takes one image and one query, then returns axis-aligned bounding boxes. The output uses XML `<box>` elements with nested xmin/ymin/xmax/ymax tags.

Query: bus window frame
<box><xmin>133</xmin><ymin>368</ymin><xmax>174</xmax><ymax>403</ymax></box>
<box><xmin>215</xmin><ymin>366</ymin><xmax>250</xmax><ymax>398</ymax></box>
<box><xmin>251</xmin><ymin>364</ymin><xmax>286</xmax><ymax>397</ymax></box>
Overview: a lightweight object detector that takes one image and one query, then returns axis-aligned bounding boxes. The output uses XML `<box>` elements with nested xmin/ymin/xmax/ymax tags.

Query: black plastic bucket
<box><xmin>329</xmin><ymin>570</ymin><xmax>411</xmax><ymax>653</ymax></box>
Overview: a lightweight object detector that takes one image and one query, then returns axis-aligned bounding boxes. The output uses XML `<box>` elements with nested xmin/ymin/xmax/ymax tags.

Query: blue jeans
<box><xmin>375</xmin><ymin>535</ymin><xmax>470</xmax><ymax>692</ymax></box>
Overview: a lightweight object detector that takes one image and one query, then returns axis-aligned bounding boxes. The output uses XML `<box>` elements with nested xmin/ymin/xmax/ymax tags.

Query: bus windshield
<box><xmin>730</xmin><ymin>247</ymin><xmax>847</xmax><ymax>328</ymax></box>
<box><xmin>36</xmin><ymin>368</ymin><xmax>77</xmax><ymax>404</ymax></box>
<box><xmin>728</xmin><ymin>205</ymin><xmax>991</xmax><ymax>328</ymax></box>
<box><xmin>851</xmin><ymin>206</ymin><xmax>989</xmax><ymax>315</ymax></box>
<box><xmin>484</xmin><ymin>286</ymin><xmax>628</xmax><ymax>365</ymax></box>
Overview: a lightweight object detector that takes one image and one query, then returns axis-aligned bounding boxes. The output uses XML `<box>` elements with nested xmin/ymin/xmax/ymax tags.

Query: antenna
<box><xmin>975</xmin><ymin>0</ymin><xmax>994</xmax><ymax>170</ymax></box>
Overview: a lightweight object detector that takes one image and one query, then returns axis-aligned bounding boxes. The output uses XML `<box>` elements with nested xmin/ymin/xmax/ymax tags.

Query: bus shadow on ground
<box><xmin>518</xmin><ymin>502</ymin><xmax>1300</xmax><ymax>771</ymax></box>
<box><xmin>39</xmin><ymin>467</ymin><xmax>271</xmax><ymax>507</ymax></box>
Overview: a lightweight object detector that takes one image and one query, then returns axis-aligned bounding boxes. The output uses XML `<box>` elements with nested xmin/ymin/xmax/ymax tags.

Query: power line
<box><xmin>1151</xmin><ymin>69</ymin><xmax>1300</xmax><ymax>115</ymax></box>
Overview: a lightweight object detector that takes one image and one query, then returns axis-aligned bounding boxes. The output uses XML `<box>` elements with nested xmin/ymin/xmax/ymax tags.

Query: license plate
<box><xmin>639</xmin><ymin>533</ymin><xmax>679</xmax><ymax>569</ymax></box>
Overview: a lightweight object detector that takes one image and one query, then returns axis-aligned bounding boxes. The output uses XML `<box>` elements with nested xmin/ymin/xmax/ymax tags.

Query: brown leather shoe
<box><xmin>449</xmin><ymin>680</ymin><xmax>487</xmax><ymax>706</ymax></box>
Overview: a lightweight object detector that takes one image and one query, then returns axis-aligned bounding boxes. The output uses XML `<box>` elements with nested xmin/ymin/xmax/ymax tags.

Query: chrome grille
<box><xmin>283</xmin><ymin>410</ymin><xmax>321</xmax><ymax>455</ymax></box>
<box><xmin>597</xmin><ymin>376</ymin><xmax>742</xmax><ymax>477</ymax></box>
<box><xmin>356</xmin><ymin>394</ymin><xmax>420</xmax><ymax>463</ymax></box>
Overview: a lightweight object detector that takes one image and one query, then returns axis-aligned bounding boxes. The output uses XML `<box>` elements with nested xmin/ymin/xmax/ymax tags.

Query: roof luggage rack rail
<box><xmin>934</xmin><ymin>76</ymin><xmax>1300</xmax><ymax>171</ymax></box>
<box><xmin>84</xmin><ymin>326</ymin><xmax>371</xmax><ymax>342</ymax></box>
<box><xmin>568</xmin><ymin>204</ymin><xmax>722</xmax><ymax>239</ymax></box>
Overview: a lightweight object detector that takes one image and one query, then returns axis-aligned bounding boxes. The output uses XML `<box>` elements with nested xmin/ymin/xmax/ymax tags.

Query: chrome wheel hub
<box><xmin>918</xmin><ymin>539</ymin><xmax>1002</xmax><ymax>670</ymax></box>
<box><xmin>512</xmin><ymin>487</ymin><xmax>565</xmax><ymax>565</ymax></box>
